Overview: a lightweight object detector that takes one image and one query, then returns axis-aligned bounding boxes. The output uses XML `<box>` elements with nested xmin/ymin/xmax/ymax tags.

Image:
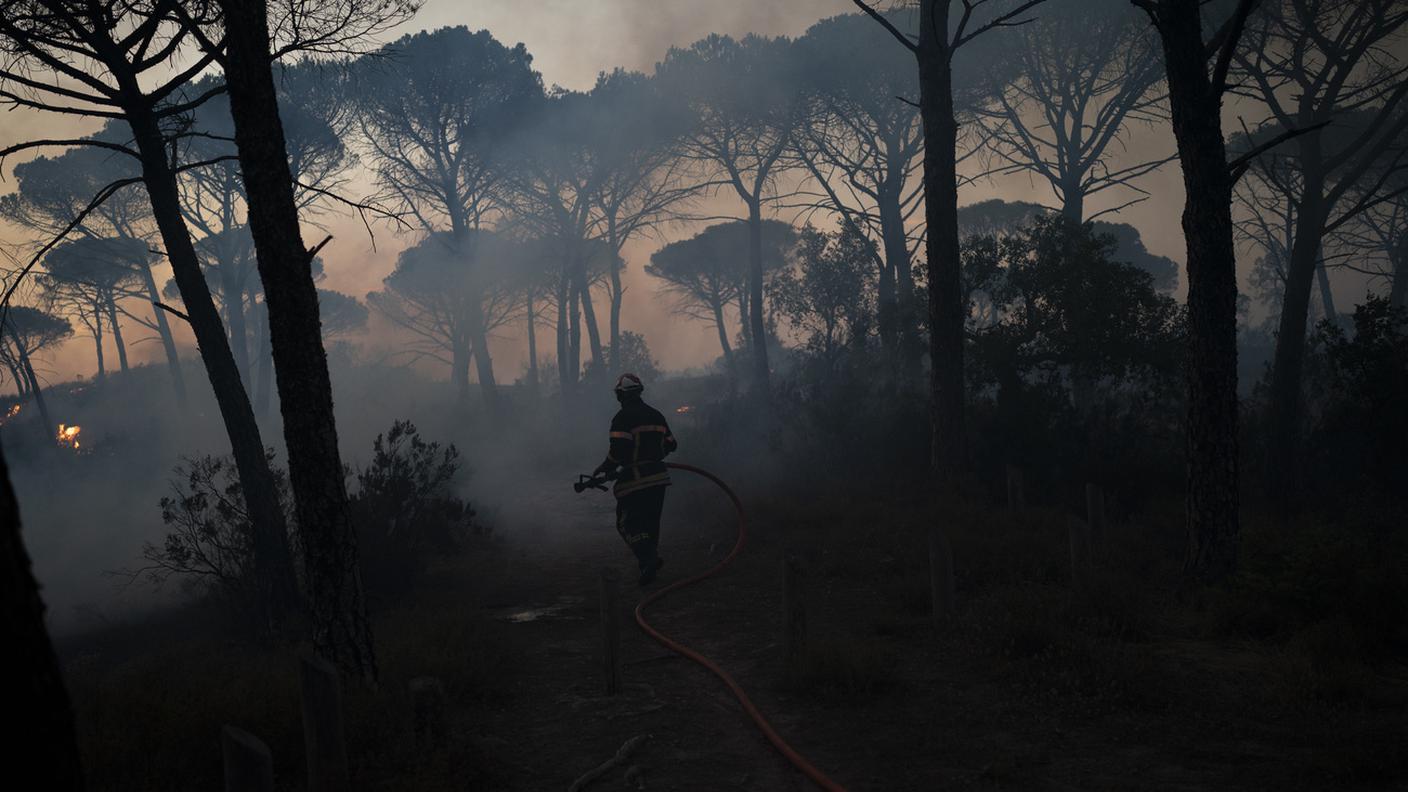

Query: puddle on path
<box><xmin>494</xmin><ymin>595</ymin><xmax>586</xmax><ymax>623</ymax></box>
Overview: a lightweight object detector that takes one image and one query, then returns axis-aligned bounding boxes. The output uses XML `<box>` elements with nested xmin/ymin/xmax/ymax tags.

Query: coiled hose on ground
<box><xmin>632</xmin><ymin>462</ymin><xmax>849</xmax><ymax>792</ymax></box>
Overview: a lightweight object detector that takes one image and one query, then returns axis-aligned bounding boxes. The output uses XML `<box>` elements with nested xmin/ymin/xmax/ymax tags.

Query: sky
<box><xmin>0</xmin><ymin>0</ymin><xmax>1376</xmax><ymax>393</ymax></box>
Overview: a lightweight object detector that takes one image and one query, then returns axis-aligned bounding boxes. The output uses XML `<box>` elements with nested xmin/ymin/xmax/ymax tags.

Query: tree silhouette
<box><xmin>646</xmin><ymin>220</ymin><xmax>797</xmax><ymax>379</ymax></box>
<box><xmin>975</xmin><ymin>0</ymin><xmax>1170</xmax><ymax>222</ymax></box>
<box><xmin>355</xmin><ymin>26</ymin><xmax>543</xmax><ymax>414</ymax></box>
<box><xmin>1230</xmin><ymin>0</ymin><xmax>1408</xmax><ymax>504</ymax></box>
<box><xmin>39</xmin><ymin>236</ymin><xmax>146</xmax><ymax>378</ymax></box>
<box><xmin>0</xmin><ymin>134</ymin><xmax>186</xmax><ymax>399</ymax></box>
<box><xmin>368</xmin><ymin>232</ymin><xmax>522</xmax><ymax>400</ymax></box>
<box><xmin>658</xmin><ymin>33</ymin><xmax>802</xmax><ymax>397</ymax></box>
<box><xmin>854</xmin><ymin>0</ymin><xmax>1049</xmax><ymax>481</ymax></box>
<box><xmin>0</xmin><ymin>0</ymin><xmax>301</xmax><ymax>622</ymax></box>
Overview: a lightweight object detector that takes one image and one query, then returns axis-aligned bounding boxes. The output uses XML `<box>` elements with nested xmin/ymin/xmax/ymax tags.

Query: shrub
<box><xmin>350</xmin><ymin>419</ymin><xmax>480</xmax><ymax>598</ymax></box>
<box><xmin>135</xmin><ymin>451</ymin><xmax>294</xmax><ymax>619</ymax></box>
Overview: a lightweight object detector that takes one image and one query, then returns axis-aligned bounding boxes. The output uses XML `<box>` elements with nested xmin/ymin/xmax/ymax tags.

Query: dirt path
<box><xmin>463</xmin><ymin>472</ymin><xmax>811</xmax><ymax>791</ymax></box>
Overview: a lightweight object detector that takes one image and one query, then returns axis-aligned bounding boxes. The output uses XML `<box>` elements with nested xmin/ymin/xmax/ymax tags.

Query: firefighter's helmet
<box><xmin>614</xmin><ymin>372</ymin><xmax>644</xmax><ymax>395</ymax></box>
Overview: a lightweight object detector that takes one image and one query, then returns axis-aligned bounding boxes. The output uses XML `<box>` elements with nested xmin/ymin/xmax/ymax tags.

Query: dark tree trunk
<box><xmin>569</xmin><ymin>277</ymin><xmax>583</xmax><ymax>386</ymax></box>
<box><xmin>1060</xmin><ymin>172</ymin><xmax>1085</xmax><ymax>223</ymax></box>
<box><xmin>0</xmin><ymin>440</ymin><xmax>84</xmax><ymax>790</ymax></box>
<box><xmin>608</xmin><ymin>223</ymin><xmax>623</xmax><ymax>371</ymax></box>
<box><xmin>4</xmin><ymin>356</ymin><xmax>26</xmax><ymax>398</ymax></box>
<box><xmin>1315</xmin><ymin>257</ymin><xmax>1337</xmax><ymax>326</ymax></box>
<box><xmin>1147</xmin><ymin>0</ymin><xmax>1241</xmax><ymax>581</ymax></box>
<box><xmin>1391</xmin><ymin>232</ymin><xmax>1408</xmax><ymax>309</ymax></box>
<box><xmin>125</xmin><ymin>100</ymin><xmax>299</xmax><ymax>632</ymax></box>
<box><xmin>222</xmin><ymin>271</ymin><xmax>251</xmax><ymax>386</ymax></box>
<box><xmin>525</xmin><ymin>293</ymin><xmax>539</xmax><ymax>394</ymax></box>
<box><xmin>106</xmin><ymin>299</ymin><xmax>129</xmax><ymax>372</ymax></box>
<box><xmin>877</xmin><ymin>187</ymin><xmax>904</xmax><ymax>352</ymax></box>
<box><xmin>573</xmin><ymin>260</ymin><xmax>604</xmax><ymax>373</ymax></box>
<box><xmin>253</xmin><ymin>306</ymin><xmax>275</xmax><ymax>416</ymax></box>
<box><xmin>917</xmin><ymin>0</ymin><xmax>966</xmax><ymax>480</ymax></box>
<box><xmin>556</xmin><ymin>278</ymin><xmax>571</xmax><ymax>401</ymax></box>
<box><xmin>713</xmin><ymin>302</ymin><xmax>735</xmax><ymax>368</ymax></box>
<box><xmin>451</xmin><ymin>340</ymin><xmax>471</xmax><ymax>402</ymax></box>
<box><xmin>1268</xmin><ymin>146</ymin><xmax>1327</xmax><ymax>507</ymax></box>
<box><xmin>217</xmin><ymin>0</ymin><xmax>377</xmax><ymax>683</ymax></box>
<box><xmin>19</xmin><ymin>349</ymin><xmax>53</xmax><ymax>443</ymax></box>
<box><xmin>90</xmin><ymin>305</ymin><xmax>105</xmax><ymax>380</ymax></box>
<box><xmin>139</xmin><ymin>264</ymin><xmax>187</xmax><ymax>403</ymax></box>
<box><xmin>746</xmin><ymin>199</ymin><xmax>770</xmax><ymax>395</ymax></box>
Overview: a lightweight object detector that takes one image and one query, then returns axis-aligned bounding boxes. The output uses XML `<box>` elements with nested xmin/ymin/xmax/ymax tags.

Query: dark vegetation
<box><xmin>0</xmin><ymin>0</ymin><xmax>1406</xmax><ymax>789</ymax></box>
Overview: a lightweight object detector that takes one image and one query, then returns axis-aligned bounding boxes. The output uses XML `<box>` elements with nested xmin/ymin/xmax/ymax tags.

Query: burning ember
<box><xmin>675</xmin><ymin>405</ymin><xmax>694</xmax><ymax>414</ymax></box>
<box><xmin>56</xmin><ymin>423</ymin><xmax>82</xmax><ymax>450</ymax></box>
<box><xmin>0</xmin><ymin>403</ymin><xmax>20</xmax><ymax>426</ymax></box>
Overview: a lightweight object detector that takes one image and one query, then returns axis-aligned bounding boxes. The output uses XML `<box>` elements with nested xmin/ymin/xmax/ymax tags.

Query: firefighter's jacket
<box><xmin>600</xmin><ymin>398</ymin><xmax>677</xmax><ymax>498</ymax></box>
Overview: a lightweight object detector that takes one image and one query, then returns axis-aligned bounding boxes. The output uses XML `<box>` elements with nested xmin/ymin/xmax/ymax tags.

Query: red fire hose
<box><xmin>632</xmin><ymin>462</ymin><xmax>849</xmax><ymax>792</ymax></box>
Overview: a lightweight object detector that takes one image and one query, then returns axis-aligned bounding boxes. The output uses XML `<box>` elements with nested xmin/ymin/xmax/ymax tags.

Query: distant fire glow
<box><xmin>56</xmin><ymin>423</ymin><xmax>82</xmax><ymax>450</ymax></box>
<box><xmin>675</xmin><ymin>405</ymin><xmax>694</xmax><ymax>414</ymax></box>
<box><xmin>0</xmin><ymin>403</ymin><xmax>20</xmax><ymax>425</ymax></box>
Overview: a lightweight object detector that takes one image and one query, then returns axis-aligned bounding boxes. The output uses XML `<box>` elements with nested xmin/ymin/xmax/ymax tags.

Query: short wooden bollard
<box><xmin>929</xmin><ymin>526</ymin><xmax>956</xmax><ymax>622</ymax></box>
<box><xmin>783</xmin><ymin>555</ymin><xmax>807</xmax><ymax>670</ymax></box>
<box><xmin>599</xmin><ymin>568</ymin><xmax>622</xmax><ymax>696</ymax></box>
<box><xmin>408</xmin><ymin>676</ymin><xmax>446</xmax><ymax>751</ymax></box>
<box><xmin>1085</xmin><ymin>483</ymin><xmax>1107</xmax><ymax>545</ymax></box>
<box><xmin>222</xmin><ymin>725</ymin><xmax>274</xmax><ymax>792</ymax></box>
<box><xmin>1005</xmin><ymin>465</ymin><xmax>1026</xmax><ymax>511</ymax></box>
<box><xmin>299</xmin><ymin>654</ymin><xmax>350</xmax><ymax>792</ymax></box>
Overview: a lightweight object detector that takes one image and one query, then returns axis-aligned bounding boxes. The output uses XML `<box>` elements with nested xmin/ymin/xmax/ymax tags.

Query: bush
<box><xmin>135</xmin><ymin>451</ymin><xmax>294</xmax><ymax>620</ymax></box>
<box><xmin>350</xmin><ymin>419</ymin><xmax>481</xmax><ymax>598</ymax></box>
<box><xmin>136</xmin><ymin>421</ymin><xmax>481</xmax><ymax>612</ymax></box>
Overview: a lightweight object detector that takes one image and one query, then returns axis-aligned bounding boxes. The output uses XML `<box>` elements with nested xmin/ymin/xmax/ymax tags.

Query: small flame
<box><xmin>56</xmin><ymin>423</ymin><xmax>82</xmax><ymax>450</ymax></box>
<box><xmin>675</xmin><ymin>405</ymin><xmax>694</xmax><ymax>414</ymax></box>
<box><xmin>0</xmin><ymin>403</ymin><xmax>20</xmax><ymax>425</ymax></box>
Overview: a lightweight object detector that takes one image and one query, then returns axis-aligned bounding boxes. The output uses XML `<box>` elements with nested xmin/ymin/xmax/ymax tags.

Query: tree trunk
<box><xmin>1150</xmin><ymin>1</ymin><xmax>1240</xmax><ymax>581</ymax></box>
<box><xmin>572</xmin><ymin>253</ymin><xmax>605</xmax><ymax>373</ymax></box>
<box><xmin>917</xmin><ymin>0</ymin><xmax>966</xmax><ymax>480</ymax></box>
<box><xmin>877</xmin><ymin>187</ymin><xmax>904</xmax><ymax>352</ymax></box>
<box><xmin>1391</xmin><ymin>232</ymin><xmax>1408</xmax><ymax>310</ymax></box>
<box><xmin>451</xmin><ymin>340</ymin><xmax>470</xmax><ymax>402</ymax></box>
<box><xmin>608</xmin><ymin>221</ymin><xmax>623</xmax><ymax>371</ymax></box>
<box><xmin>0</xmin><ymin>440</ymin><xmax>85</xmax><ymax>790</ymax></box>
<box><xmin>525</xmin><ymin>293</ymin><xmax>539</xmax><ymax>394</ymax></box>
<box><xmin>1060</xmin><ymin>172</ymin><xmax>1085</xmax><ymax>223</ymax></box>
<box><xmin>569</xmin><ymin>277</ymin><xmax>582</xmax><ymax>386</ymax></box>
<box><xmin>217</xmin><ymin>0</ymin><xmax>377</xmax><ymax>683</ymax></box>
<box><xmin>90</xmin><ymin>305</ymin><xmax>105</xmax><ymax>381</ymax></box>
<box><xmin>19</xmin><ymin>348</ymin><xmax>53</xmax><ymax>442</ymax></box>
<box><xmin>746</xmin><ymin>199</ymin><xmax>770</xmax><ymax>395</ymax></box>
<box><xmin>106</xmin><ymin>299</ymin><xmax>129</xmax><ymax>372</ymax></box>
<box><xmin>125</xmin><ymin>105</ymin><xmax>299</xmax><ymax>632</ymax></box>
<box><xmin>1315</xmin><ymin>256</ymin><xmax>1337</xmax><ymax>326</ymax></box>
<box><xmin>1268</xmin><ymin>149</ymin><xmax>1327</xmax><ymax>509</ymax></box>
<box><xmin>140</xmin><ymin>263</ymin><xmax>187</xmax><ymax>403</ymax></box>
<box><xmin>253</xmin><ymin>306</ymin><xmax>274</xmax><ymax>416</ymax></box>
<box><xmin>223</xmin><ymin>270</ymin><xmax>251</xmax><ymax>386</ymax></box>
<box><xmin>556</xmin><ymin>278</ymin><xmax>571</xmax><ymax>401</ymax></box>
<box><xmin>713</xmin><ymin>302</ymin><xmax>735</xmax><ymax>370</ymax></box>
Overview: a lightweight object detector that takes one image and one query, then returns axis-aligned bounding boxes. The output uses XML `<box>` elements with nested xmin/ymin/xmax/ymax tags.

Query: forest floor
<box><xmin>60</xmin><ymin>466</ymin><xmax>1408</xmax><ymax>791</ymax></box>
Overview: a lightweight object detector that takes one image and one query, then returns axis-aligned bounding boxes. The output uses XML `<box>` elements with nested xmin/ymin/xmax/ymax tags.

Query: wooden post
<box><xmin>783</xmin><ymin>555</ymin><xmax>807</xmax><ymax>671</ymax></box>
<box><xmin>1085</xmin><ymin>482</ymin><xmax>1107</xmax><ymax>546</ymax></box>
<box><xmin>222</xmin><ymin>725</ymin><xmax>274</xmax><ymax>792</ymax></box>
<box><xmin>299</xmin><ymin>654</ymin><xmax>350</xmax><ymax>792</ymax></box>
<box><xmin>929</xmin><ymin>526</ymin><xmax>956</xmax><ymax>623</ymax></box>
<box><xmin>408</xmin><ymin>676</ymin><xmax>446</xmax><ymax>751</ymax></box>
<box><xmin>1005</xmin><ymin>465</ymin><xmax>1025</xmax><ymax>511</ymax></box>
<box><xmin>599</xmin><ymin>568</ymin><xmax>621</xmax><ymax>696</ymax></box>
